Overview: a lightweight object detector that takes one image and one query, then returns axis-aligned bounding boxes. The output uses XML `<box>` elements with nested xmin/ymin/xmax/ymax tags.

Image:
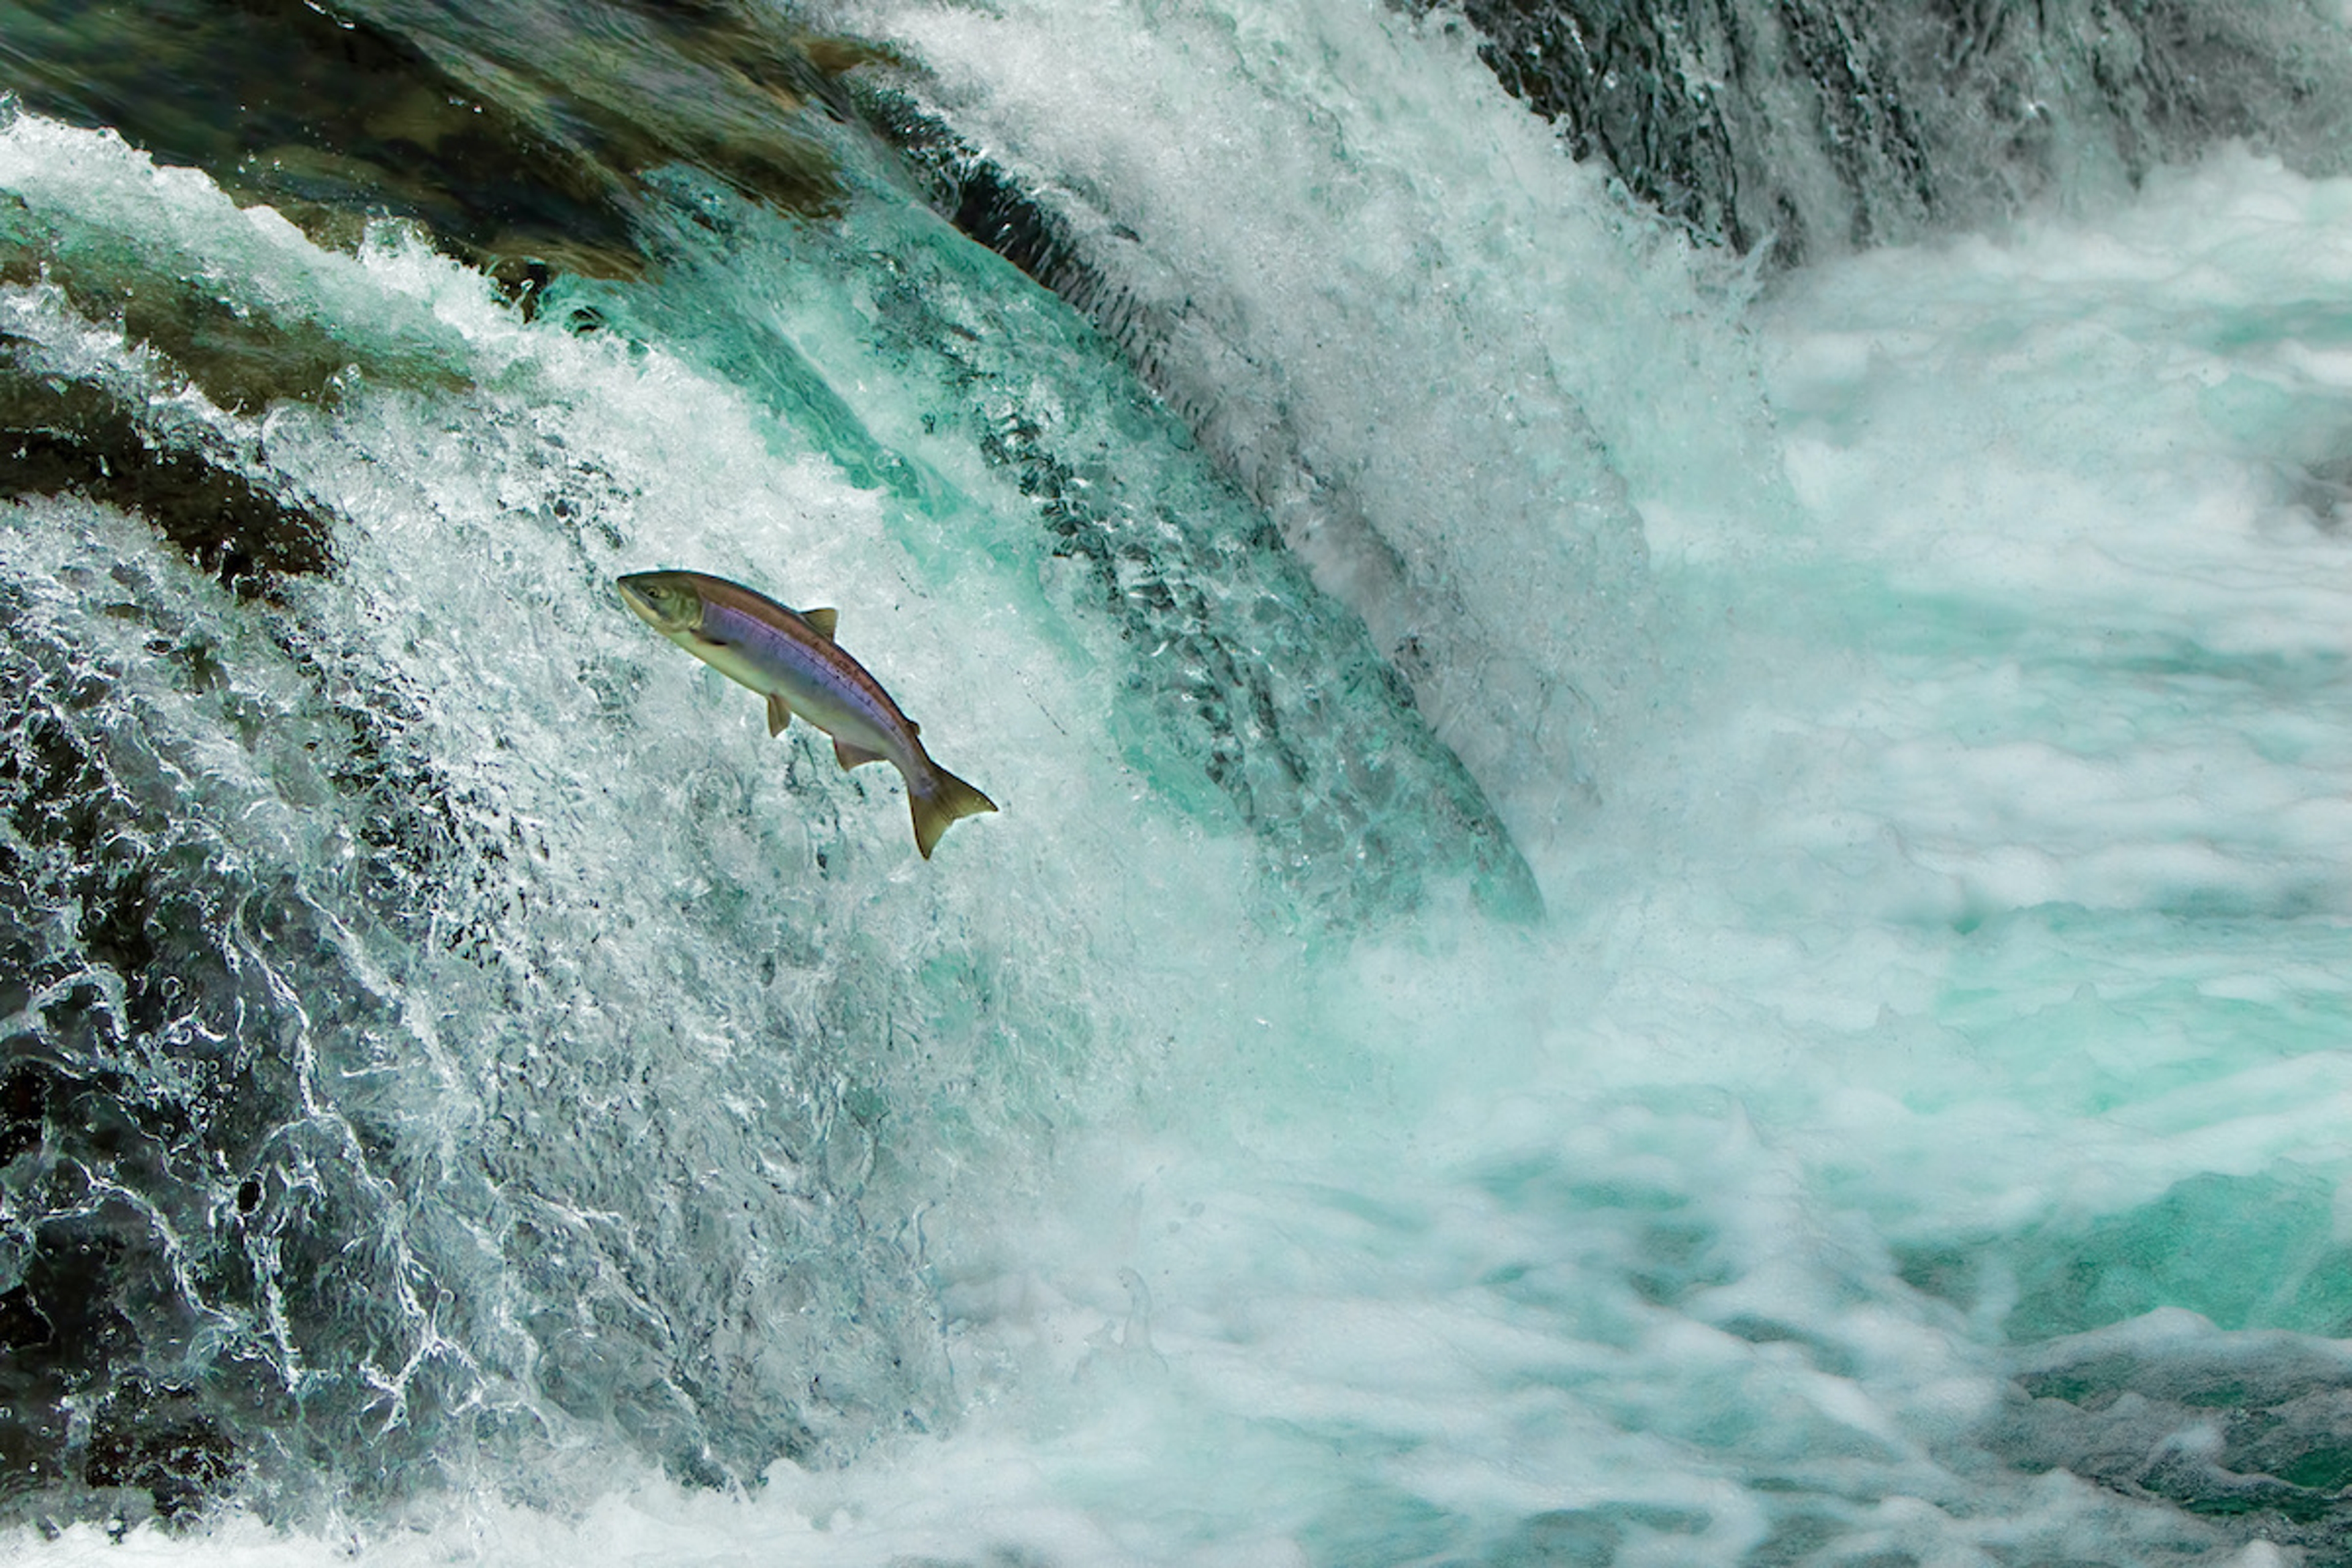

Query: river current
<box><xmin>2</xmin><ymin>1</ymin><xmax>2352</xmax><ymax>1564</ymax></box>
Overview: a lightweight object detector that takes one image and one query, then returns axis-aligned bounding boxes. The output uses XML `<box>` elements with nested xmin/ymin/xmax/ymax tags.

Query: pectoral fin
<box><xmin>802</xmin><ymin>607</ymin><xmax>839</xmax><ymax>639</ymax></box>
<box><xmin>833</xmin><ymin>737</ymin><xmax>887</xmax><ymax>771</ymax></box>
<box><xmin>766</xmin><ymin>692</ymin><xmax>793</xmax><ymax>737</ymax></box>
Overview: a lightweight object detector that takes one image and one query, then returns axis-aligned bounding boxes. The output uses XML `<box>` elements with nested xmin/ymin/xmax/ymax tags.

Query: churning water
<box><xmin>2</xmin><ymin>1</ymin><xmax>2352</xmax><ymax>1562</ymax></box>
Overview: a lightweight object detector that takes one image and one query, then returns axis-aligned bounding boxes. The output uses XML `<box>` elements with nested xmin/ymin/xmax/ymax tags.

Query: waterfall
<box><xmin>3</xmin><ymin>1</ymin><xmax>2351</xmax><ymax>1561</ymax></box>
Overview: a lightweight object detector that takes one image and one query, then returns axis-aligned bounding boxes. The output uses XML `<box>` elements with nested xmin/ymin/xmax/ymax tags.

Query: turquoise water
<box><xmin>2</xmin><ymin>1</ymin><xmax>2352</xmax><ymax>1562</ymax></box>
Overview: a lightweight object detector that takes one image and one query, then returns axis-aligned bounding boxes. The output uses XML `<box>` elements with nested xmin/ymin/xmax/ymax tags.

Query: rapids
<box><xmin>1</xmin><ymin>1</ymin><xmax>2351</xmax><ymax>1563</ymax></box>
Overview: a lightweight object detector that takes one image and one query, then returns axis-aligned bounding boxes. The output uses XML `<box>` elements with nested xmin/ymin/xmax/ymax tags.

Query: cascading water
<box><xmin>2</xmin><ymin>1</ymin><xmax>2352</xmax><ymax>1564</ymax></box>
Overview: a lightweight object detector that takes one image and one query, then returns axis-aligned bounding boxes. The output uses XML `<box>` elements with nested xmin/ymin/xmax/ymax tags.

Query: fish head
<box><xmin>616</xmin><ymin>571</ymin><xmax>706</xmax><ymax>635</ymax></box>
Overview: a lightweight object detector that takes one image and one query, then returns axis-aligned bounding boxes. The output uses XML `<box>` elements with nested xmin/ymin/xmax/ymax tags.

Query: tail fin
<box><xmin>910</xmin><ymin>763</ymin><xmax>998</xmax><ymax>859</ymax></box>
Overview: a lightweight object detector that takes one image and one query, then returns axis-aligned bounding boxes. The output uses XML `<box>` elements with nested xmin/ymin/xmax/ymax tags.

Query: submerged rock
<box><xmin>0</xmin><ymin>347</ymin><xmax>337</xmax><ymax>589</ymax></box>
<box><xmin>1410</xmin><ymin>0</ymin><xmax>2352</xmax><ymax>265</ymax></box>
<box><xmin>0</xmin><ymin>0</ymin><xmax>870</xmax><ymax>284</ymax></box>
<box><xmin>1990</xmin><ymin>1310</ymin><xmax>2352</xmax><ymax>1554</ymax></box>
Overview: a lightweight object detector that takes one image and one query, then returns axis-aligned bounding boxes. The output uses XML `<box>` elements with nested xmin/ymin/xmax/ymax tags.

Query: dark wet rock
<box><xmin>1988</xmin><ymin>1310</ymin><xmax>2352</xmax><ymax>1555</ymax></box>
<box><xmin>0</xmin><ymin>0</ymin><xmax>640</xmax><ymax>273</ymax></box>
<box><xmin>0</xmin><ymin>165</ymin><xmax>462</xmax><ymax>592</ymax></box>
<box><xmin>0</xmin><ymin>184</ymin><xmax>470</xmax><ymax>414</ymax></box>
<box><xmin>0</xmin><ymin>1285</ymin><xmax>52</xmax><ymax>1351</ymax></box>
<box><xmin>0</xmin><ymin>357</ymin><xmax>337</xmax><ymax>589</ymax></box>
<box><xmin>870</xmin><ymin>3</ymin><xmax>2352</xmax><ymax>280</ymax></box>
<box><xmin>85</xmin><ymin>1379</ymin><xmax>239</xmax><ymax>1522</ymax></box>
<box><xmin>1408</xmin><ymin>0</ymin><xmax>2352</xmax><ymax>265</ymax></box>
<box><xmin>0</xmin><ymin>564</ymin><xmax>473</xmax><ymax>1525</ymax></box>
<box><xmin>0</xmin><ymin>1065</ymin><xmax>43</xmax><ymax>1164</ymax></box>
<box><xmin>0</xmin><ymin>0</ymin><xmax>876</xmax><ymax>281</ymax></box>
<box><xmin>865</xmin><ymin>97</ymin><xmax>1116</xmax><ymax>337</ymax></box>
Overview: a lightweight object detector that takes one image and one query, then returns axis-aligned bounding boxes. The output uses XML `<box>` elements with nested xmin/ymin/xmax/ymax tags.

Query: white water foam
<box><xmin>831</xmin><ymin>0</ymin><xmax>1792</xmax><ymax>857</ymax></box>
<box><xmin>4</xmin><ymin>15</ymin><xmax>2352</xmax><ymax>1566</ymax></box>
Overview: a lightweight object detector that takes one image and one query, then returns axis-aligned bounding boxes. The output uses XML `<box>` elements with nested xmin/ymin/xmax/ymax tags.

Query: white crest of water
<box><xmin>2</xmin><ymin>0</ymin><xmax>2351</xmax><ymax>1560</ymax></box>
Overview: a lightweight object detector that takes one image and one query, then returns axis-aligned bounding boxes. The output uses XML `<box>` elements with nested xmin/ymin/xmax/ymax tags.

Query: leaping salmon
<box><xmin>616</xmin><ymin>569</ymin><xmax>997</xmax><ymax>859</ymax></box>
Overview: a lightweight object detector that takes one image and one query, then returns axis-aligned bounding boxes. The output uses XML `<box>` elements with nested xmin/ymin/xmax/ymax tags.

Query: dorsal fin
<box><xmin>802</xmin><ymin>607</ymin><xmax>839</xmax><ymax>639</ymax></box>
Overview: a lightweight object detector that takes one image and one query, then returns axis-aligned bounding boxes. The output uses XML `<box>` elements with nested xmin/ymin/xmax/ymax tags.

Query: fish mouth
<box><xmin>614</xmin><ymin>574</ymin><xmax>677</xmax><ymax>631</ymax></box>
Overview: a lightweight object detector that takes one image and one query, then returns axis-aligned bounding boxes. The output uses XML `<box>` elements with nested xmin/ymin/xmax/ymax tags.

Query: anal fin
<box><xmin>833</xmin><ymin>737</ymin><xmax>887</xmax><ymax>771</ymax></box>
